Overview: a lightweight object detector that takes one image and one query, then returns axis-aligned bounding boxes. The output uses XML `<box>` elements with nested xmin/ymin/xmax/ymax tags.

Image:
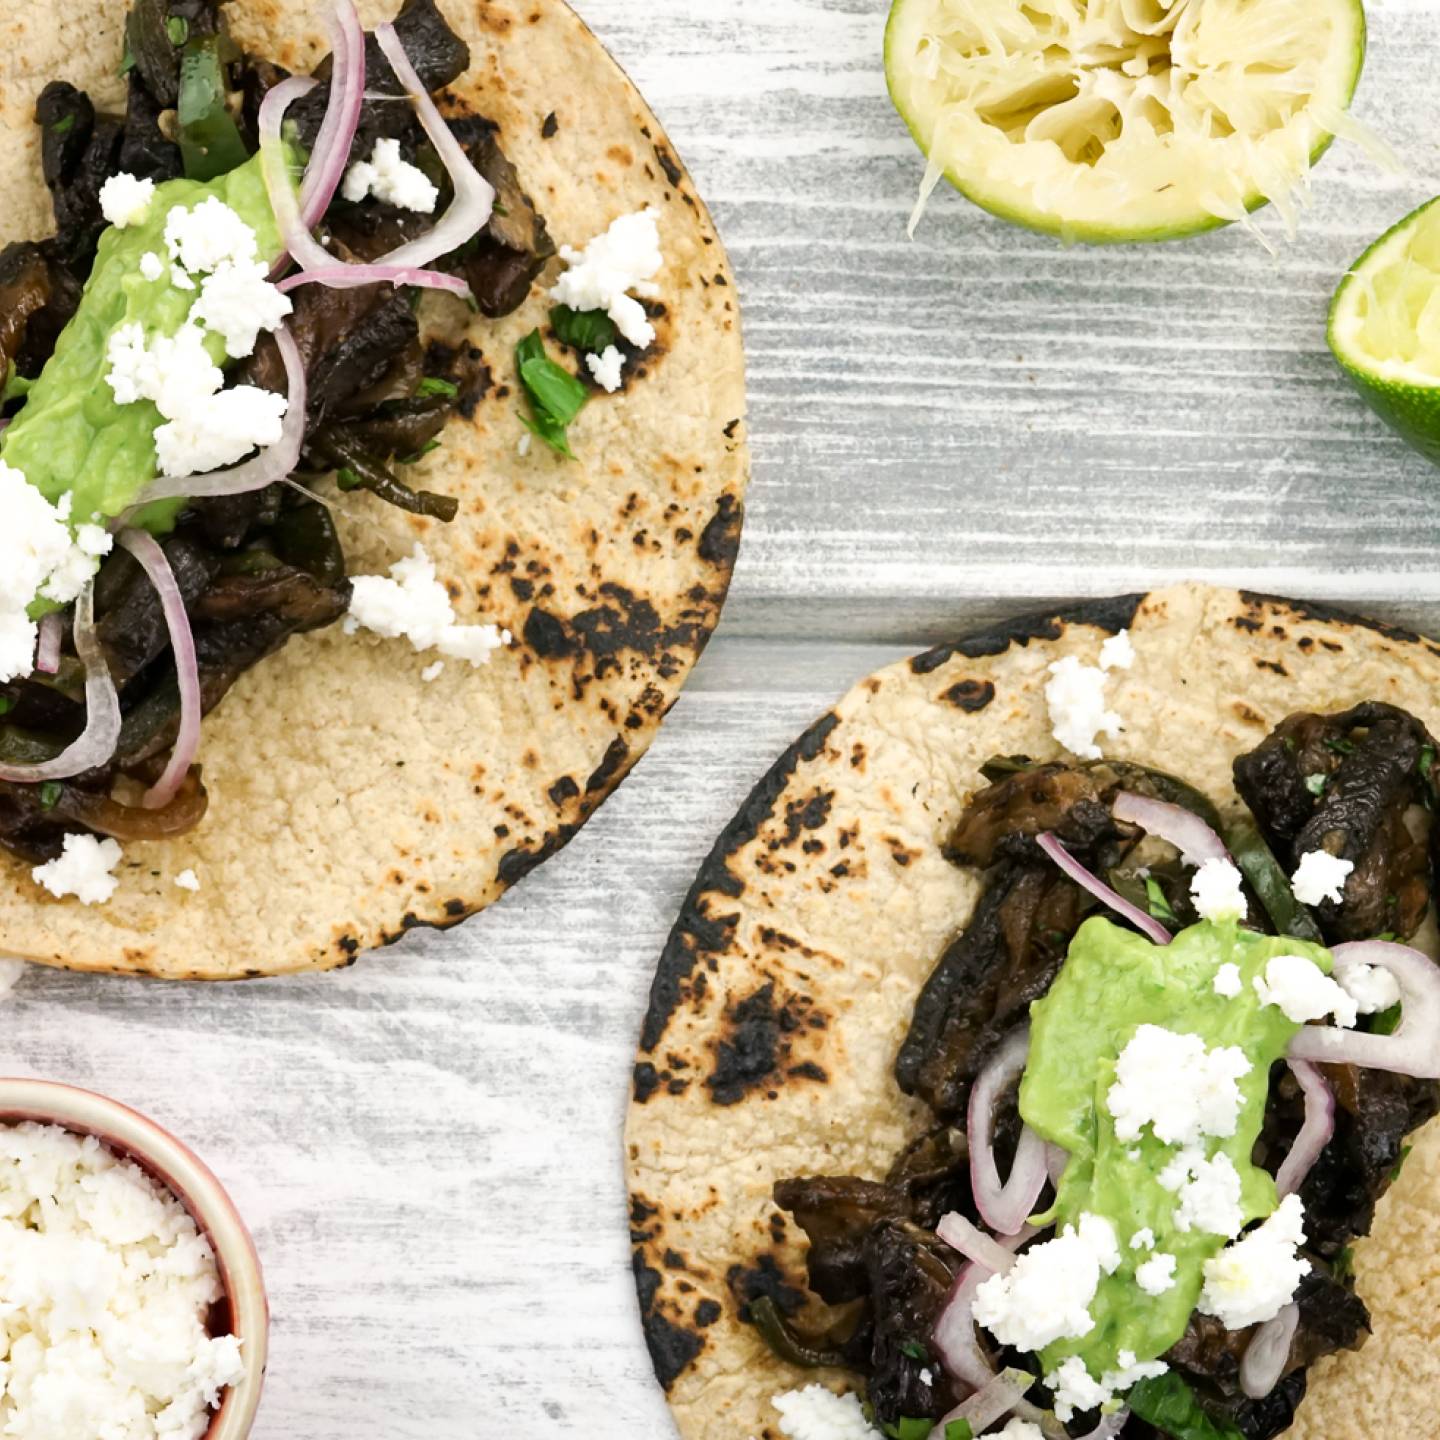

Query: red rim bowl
<box><xmin>0</xmin><ymin>1077</ymin><xmax>268</xmax><ymax>1439</ymax></box>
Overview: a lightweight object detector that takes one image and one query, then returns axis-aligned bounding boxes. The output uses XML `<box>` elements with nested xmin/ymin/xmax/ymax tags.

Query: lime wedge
<box><xmin>1330</xmin><ymin>197</ymin><xmax>1440</xmax><ymax>464</ymax></box>
<box><xmin>885</xmin><ymin>0</ymin><xmax>1368</xmax><ymax>243</ymax></box>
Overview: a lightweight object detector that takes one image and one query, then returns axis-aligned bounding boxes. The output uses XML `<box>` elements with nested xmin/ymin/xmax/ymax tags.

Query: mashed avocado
<box><xmin>0</xmin><ymin>152</ymin><xmax>281</xmax><ymax>536</ymax></box>
<box><xmin>1019</xmin><ymin>917</ymin><xmax>1332</xmax><ymax>1382</ymax></box>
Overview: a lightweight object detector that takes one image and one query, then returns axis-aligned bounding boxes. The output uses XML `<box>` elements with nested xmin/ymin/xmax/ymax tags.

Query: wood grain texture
<box><xmin>6</xmin><ymin>0</ymin><xmax>1440</xmax><ymax>1436</ymax></box>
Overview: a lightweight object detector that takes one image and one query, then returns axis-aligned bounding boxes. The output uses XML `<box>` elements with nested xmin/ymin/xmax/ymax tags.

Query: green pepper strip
<box><xmin>177</xmin><ymin>36</ymin><xmax>249</xmax><ymax>182</ymax></box>
<box><xmin>748</xmin><ymin>1296</ymin><xmax>849</xmax><ymax>1370</ymax></box>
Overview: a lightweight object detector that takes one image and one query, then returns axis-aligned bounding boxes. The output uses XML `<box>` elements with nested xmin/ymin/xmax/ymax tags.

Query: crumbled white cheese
<box><xmin>1045</xmin><ymin>655</ymin><xmax>1122</xmax><ymax>760</ymax></box>
<box><xmin>585</xmin><ymin>344</ymin><xmax>625</xmax><ymax>393</ymax></box>
<box><xmin>994</xmin><ymin>1423</ymin><xmax>1044</xmax><ymax>1440</ymax></box>
<box><xmin>1213</xmin><ymin>962</ymin><xmax>1243</xmax><ymax>998</ymax></box>
<box><xmin>1108</xmin><ymin>1024</ymin><xmax>1250</xmax><ymax>1146</ymax></box>
<box><xmin>1339</xmin><ymin>962</ymin><xmax>1401</xmax><ymax>1016</ymax></box>
<box><xmin>163</xmin><ymin>196</ymin><xmax>259</xmax><ymax>275</ymax></box>
<box><xmin>31</xmin><ymin>835</ymin><xmax>123</xmax><ymax>906</ymax></box>
<box><xmin>139</xmin><ymin>250</ymin><xmax>166</xmax><ymax>282</ymax></box>
<box><xmin>341</xmin><ymin>137</ymin><xmax>439</xmax><ymax>213</ymax></box>
<box><xmin>191</xmin><ymin>259</ymin><xmax>293</xmax><ymax>359</ymax></box>
<box><xmin>1098</xmin><ymin>629</ymin><xmax>1136</xmax><ymax>670</ymax></box>
<box><xmin>1190</xmin><ymin>857</ymin><xmax>1247</xmax><ymax>922</ymax></box>
<box><xmin>517</xmin><ymin>432</ymin><xmax>532</xmax><ymax>458</ymax></box>
<box><xmin>1290</xmin><ymin>850</ymin><xmax>1354</xmax><ymax>907</ymax></box>
<box><xmin>1046</xmin><ymin>1350</ymin><xmax>1168</xmax><ymax>1424</ymax></box>
<box><xmin>1253</xmin><ymin>953</ymin><xmax>1358</xmax><ymax>1029</ymax></box>
<box><xmin>0</xmin><ymin>461</ymin><xmax>112</xmax><ymax>680</ymax></box>
<box><xmin>1130</xmin><ymin>1227</ymin><xmax>1155</xmax><ymax>1251</ymax></box>
<box><xmin>1159</xmin><ymin>1147</ymin><xmax>1245</xmax><ymax>1237</ymax></box>
<box><xmin>106</xmin><ymin>321</ymin><xmax>287</xmax><ymax>477</ymax></box>
<box><xmin>345</xmin><ymin>545</ymin><xmax>510</xmax><ymax>667</ymax></box>
<box><xmin>973</xmin><ymin>1213</ymin><xmax>1119</xmax><ymax>1353</ymax></box>
<box><xmin>98</xmin><ymin>172</ymin><xmax>155</xmax><ymax>228</ymax></box>
<box><xmin>174</xmin><ymin>869</ymin><xmax>200</xmax><ymax>892</ymax></box>
<box><xmin>0</xmin><ymin>1121</ymin><xmax>243</xmax><ymax>1439</ymax></box>
<box><xmin>918</xmin><ymin>1367</ymin><xmax>933</xmax><ymax>1388</ymax></box>
<box><xmin>549</xmin><ymin>207</ymin><xmax>663</xmax><ymax>348</ymax></box>
<box><xmin>771</xmin><ymin>1385</ymin><xmax>878</xmax><ymax>1440</ymax></box>
<box><xmin>1199</xmin><ymin>1194</ymin><xmax>1310</xmax><ymax>1330</ymax></box>
<box><xmin>1136</xmin><ymin>1251</ymin><xmax>1179</xmax><ymax>1295</ymax></box>
<box><xmin>420</xmin><ymin>660</ymin><xmax>445</xmax><ymax>683</ymax></box>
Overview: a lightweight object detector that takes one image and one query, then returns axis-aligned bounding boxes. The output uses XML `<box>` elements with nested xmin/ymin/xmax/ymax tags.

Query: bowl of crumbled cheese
<box><xmin>0</xmin><ymin>1078</ymin><xmax>267</xmax><ymax>1439</ymax></box>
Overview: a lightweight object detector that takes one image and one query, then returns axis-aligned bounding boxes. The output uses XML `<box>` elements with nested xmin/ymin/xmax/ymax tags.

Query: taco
<box><xmin>0</xmin><ymin>0</ymin><xmax>745</xmax><ymax>977</ymax></box>
<box><xmin>626</xmin><ymin>584</ymin><xmax>1440</xmax><ymax>1440</ymax></box>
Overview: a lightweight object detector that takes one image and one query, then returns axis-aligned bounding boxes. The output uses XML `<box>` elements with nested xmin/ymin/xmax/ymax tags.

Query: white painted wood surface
<box><xmin>9</xmin><ymin>2</ymin><xmax>1440</xmax><ymax>1436</ymax></box>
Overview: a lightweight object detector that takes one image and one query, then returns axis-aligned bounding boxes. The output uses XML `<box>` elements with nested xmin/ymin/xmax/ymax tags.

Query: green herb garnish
<box><xmin>1372</xmin><ymin>1002</ymin><xmax>1403</xmax><ymax>1036</ymax></box>
<box><xmin>50</xmin><ymin>114</ymin><xmax>75</xmax><ymax>136</ymax></box>
<box><xmin>1325</xmin><ymin>736</ymin><xmax>1357</xmax><ymax>756</ymax></box>
<box><xmin>1304</xmin><ymin>772</ymin><xmax>1327</xmax><ymax>796</ymax></box>
<box><xmin>38</xmin><ymin>781</ymin><xmax>62</xmax><ymax>810</ymax></box>
<box><xmin>1129</xmin><ymin>1373</ymin><xmax>1245</xmax><ymax>1440</ymax></box>
<box><xmin>1392</xmin><ymin>1143</ymin><xmax>1414</xmax><ymax>1183</ymax></box>
<box><xmin>898</xmin><ymin>1339</ymin><xmax>928</xmax><ymax>1362</ymax></box>
<box><xmin>415</xmin><ymin>376</ymin><xmax>459</xmax><ymax>399</ymax></box>
<box><xmin>399</xmin><ymin>439</ymin><xmax>443</xmax><ymax>464</ymax></box>
<box><xmin>0</xmin><ymin>698</ymin><xmax>13</xmax><ymax>717</ymax></box>
<box><xmin>1334</xmin><ymin>1246</ymin><xmax>1355</xmax><ymax>1280</ymax></box>
<box><xmin>335</xmin><ymin>467</ymin><xmax>365</xmax><ymax>492</ymax></box>
<box><xmin>517</xmin><ymin>330</ymin><xmax>588</xmax><ymax>458</ymax></box>
<box><xmin>166</xmin><ymin>16</ymin><xmax>189</xmax><ymax>44</ymax></box>
<box><xmin>881</xmin><ymin>1419</ymin><xmax>932</xmax><ymax>1440</ymax></box>
<box><xmin>119</xmin><ymin>44</ymin><xmax>137</xmax><ymax>76</ymax></box>
<box><xmin>550</xmin><ymin>303</ymin><xmax>618</xmax><ymax>353</ymax></box>
<box><xmin>1145</xmin><ymin>876</ymin><xmax>1178</xmax><ymax>924</ymax></box>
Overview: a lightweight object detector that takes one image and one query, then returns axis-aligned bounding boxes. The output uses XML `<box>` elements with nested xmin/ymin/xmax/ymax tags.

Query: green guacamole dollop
<box><xmin>0</xmin><ymin>151</ymin><xmax>282</xmax><ymax>540</ymax></box>
<box><xmin>1019</xmin><ymin>917</ymin><xmax>1333</xmax><ymax>1382</ymax></box>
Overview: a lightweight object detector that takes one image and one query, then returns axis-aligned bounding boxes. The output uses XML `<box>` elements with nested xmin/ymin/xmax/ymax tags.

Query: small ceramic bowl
<box><xmin>0</xmin><ymin>1078</ymin><xmax>268</xmax><ymax>1439</ymax></box>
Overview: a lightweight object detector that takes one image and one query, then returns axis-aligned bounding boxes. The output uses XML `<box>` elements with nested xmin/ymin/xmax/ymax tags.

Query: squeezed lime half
<box><xmin>1330</xmin><ymin>196</ymin><xmax>1440</xmax><ymax>464</ymax></box>
<box><xmin>885</xmin><ymin>0</ymin><xmax>1368</xmax><ymax>243</ymax></box>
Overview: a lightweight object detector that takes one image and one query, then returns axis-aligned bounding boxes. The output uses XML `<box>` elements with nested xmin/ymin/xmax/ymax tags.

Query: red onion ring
<box><xmin>298</xmin><ymin>0</ymin><xmax>366</xmax><ymax>228</ymax></box>
<box><xmin>968</xmin><ymin>1026</ymin><xmax>1050</xmax><ymax>1235</ymax></box>
<box><xmin>932</xmin><ymin>1229</ymin><xmax>1049</xmax><ymax>1427</ymax></box>
<box><xmin>372</xmin><ymin>23</ymin><xmax>495</xmax><ymax>269</ymax></box>
<box><xmin>1240</xmin><ymin>1301</ymin><xmax>1299</xmax><ymax>1400</ymax></box>
<box><xmin>276</xmin><ymin>264</ymin><xmax>469</xmax><ymax>296</ymax></box>
<box><xmin>1037</xmin><ymin>832</ymin><xmax>1172</xmax><ymax>946</ymax></box>
<box><xmin>134</xmin><ymin>326</ymin><xmax>306</xmax><ymax>506</ymax></box>
<box><xmin>34</xmin><ymin>613</ymin><xmax>62</xmax><ymax>674</ymax></box>
<box><xmin>1275</xmin><ymin>1060</ymin><xmax>1334</xmax><ymax>1199</ymax></box>
<box><xmin>1288</xmin><ymin>940</ymin><xmax>1440</xmax><ymax>1078</ymax></box>
<box><xmin>1112</xmin><ymin>791</ymin><xmax>1228</xmax><ymax>866</ymax></box>
<box><xmin>937</xmin><ymin>1368</ymin><xmax>1033</xmax><ymax>1434</ymax></box>
<box><xmin>260</xmin><ymin>75</ymin><xmax>337</xmax><ymax>274</ymax></box>
<box><xmin>937</xmin><ymin>1213</ymin><xmax>1023</xmax><ymax>1275</ymax></box>
<box><xmin>0</xmin><ymin>584</ymin><xmax>119</xmax><ymax>783</ymax></box>
<box><xmin>116</xmin><ymin>530</ymin><xmax>201</xmax><ymax>810</ymax></box>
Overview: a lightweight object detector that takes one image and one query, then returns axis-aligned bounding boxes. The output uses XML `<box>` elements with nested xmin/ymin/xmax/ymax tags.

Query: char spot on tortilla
<box><xmin>633</xmin><ymin>1253</ymin><xmax>704</xmax><ymax>1389</ymax></box>
<box><xmin>943</xmin><ymin>678</ymin><xmax>996</xmax><ymax>712</ymax></box>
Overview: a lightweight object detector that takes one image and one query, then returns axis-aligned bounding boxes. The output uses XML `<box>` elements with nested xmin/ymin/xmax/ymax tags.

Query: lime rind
<box><xmin>885</xmin><ymin>0</ymin><xmax>1368</xmax><ymax>246</ymax></box>
<box><xmin>1330</xmin><ymin>195</ymin><xmax>1440</xmax><ymax>465</ymax></box>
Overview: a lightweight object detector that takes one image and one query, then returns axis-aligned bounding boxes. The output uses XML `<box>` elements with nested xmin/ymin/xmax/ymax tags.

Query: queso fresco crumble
<box><xmin>0</xmin><ymin>1122</ymin><xmax>243</xmax><ymax>1439</ymax></box>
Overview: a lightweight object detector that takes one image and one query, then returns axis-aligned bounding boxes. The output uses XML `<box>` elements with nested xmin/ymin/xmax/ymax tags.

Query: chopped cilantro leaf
<box><xmin>1372</xmin><ymin>1002</ymin><xmax>1403</xmax><ymax>1036</ymax></box>
<box><xmin>50</xmin><ymin>114</ymin><xmax>75</xmax><ymax>136</ymax></box>
<box><xmin>1129</xmin><ymin>1373</ymin><xmax>1245</xmax><ymax>1440</ymax></box>
<box><xmin>399</xmin><ymin>439</ymin><xmax>443</xmax><ymax>464</ymax></box>
<box><xmin>550</xmin><ymin>303</ymin><xmax>618</xmax><ymax>353</ymax></box>
<box><xmin>119</xmin><ymin>45</ymin><xmax>136</xmax><ymax>76</ymax></box>
<box><xmin>517</xmin><ymin>330</ymin><xmax>588</xmax><ymax>458</ymax></box>
<box><xmin>39</xmin><ymin>782</ymin><xmax>62</xmax><ymax>810</ymax></box>
<box><xmin>0</xmin><ymin>698</ymin><xmax>13</xmax><ymax>717</ymax></box>
<box><xmin>1304</xmin><ymin>772</ymin><xmax>1327</xmax><ymax>796</ymax></box>
<box><xmin>898</xmin><ymin>1339</ymin><xmax>928</xmax><ymax>1362</ymax></box>
<box><xmin>415</xmin><ymin>376</ymin><xmax>459</xmax><ymax>399</ymax></box>
<box><xmin>1392</xmin><ymin>1142</ymin><xmax>1414</xmax><ymax>1184</ymax></box>
<box><xmin>1325</xmin><ymin>736</ymin><xmax>1357</xmax><ymax>756</ymax></box>
<box><xmin>1333</xmin><ymin>1246</ymin><xmax>1355</xmax><ymax>1280</ymax></box>
<box><xmin>1145</xmin><ymin>876</ymin><xmax>1178</xmax><ymax>924</ymax></box>
<box><xmin>335</xmin><ymin>467</ymin><xmax>365</xmax><ymax>492</ymax></box>
<box><xmin>1421</xmin><ymin>745</ymin><xmax>1435</xmax><ymax>780</ymax></box>
<box><xmin>166</xmin><ymin>16</ymin><xmax>189</xmax><ymax>44</ymax></box>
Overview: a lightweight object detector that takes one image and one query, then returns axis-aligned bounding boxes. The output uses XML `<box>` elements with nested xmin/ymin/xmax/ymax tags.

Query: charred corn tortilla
<box><xmin>625</xmin><ymin>583</ymin><xmax>1440</xmax><ymax>1440</ymax></box>
<box><xmin>0</xmin><ymin>0</ymin><xmax>747</xmax><ymax>979</ymax></box>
